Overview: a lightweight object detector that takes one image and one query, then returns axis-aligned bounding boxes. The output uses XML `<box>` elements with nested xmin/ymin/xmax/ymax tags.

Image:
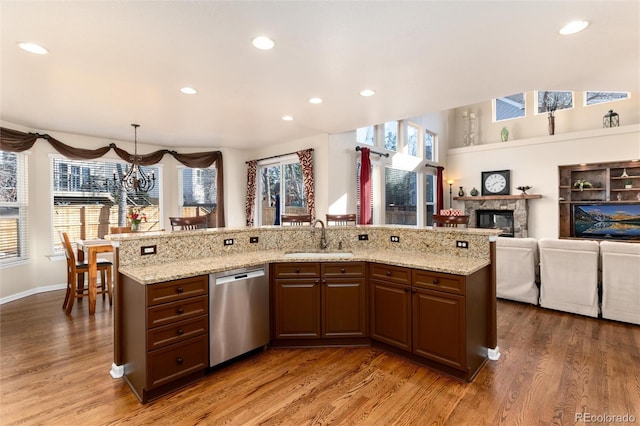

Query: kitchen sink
<box><xmin>283</xmin><ymin>251</ymin><xmax>354</xmax><ymax>259</ymax></box>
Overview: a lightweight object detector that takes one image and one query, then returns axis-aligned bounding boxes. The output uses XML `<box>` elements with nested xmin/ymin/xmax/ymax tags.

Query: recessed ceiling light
<box><xmin>309</xmin><ymin>97</ymin><xmax>323</xmax><ymax>104</ymax></box>
<box><xmin>282</xmin><ymin>115</ymin><xmax>294</xmax><ymax>121</ymax></box>
<box><xmin>252</xmin><ymin>36</ymin><xmax>275</xmax><ymax>50</ymax></box>
<box><xmin>559</xmin><ymin>20</ymin><xmax>589</xmax><ymax>35</ymax></box>
<box><xmin>180</xmin><ymin>87</ymin><xmax>197</xmax><ymax>95</ymax></box>
<box><xmin>360</xmin><ymin>89</ymin><xmax>376</xmax><ymax>97</ymax></box>
<box><xmin>18</xmin><ymin>42</ymin><xmax>48</xmax><ymax>55</ymax></box>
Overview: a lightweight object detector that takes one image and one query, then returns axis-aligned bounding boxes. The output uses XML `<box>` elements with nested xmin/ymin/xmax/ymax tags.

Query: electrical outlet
<box><xmin>358</xmin><ymin>234</ymin><xmax>369</xmax><ymax>241</ymax></box>
<box><xmin>249</xmin><ymin>236</ymin><xmax>259</xmax><ymax>243</ymax></box>
<box><xmin>456</xmin><ymin>240</ymin><xmax>469</xmax><ymax>249</ymax></box>
<box><xmin>224</xmin><ymin>239</ymin><xmax>234</xmax><ymax>246</ymax></box>
<box><xmin>390</xmin><ymin>236</ymin><xmax>400</xmax><ymax>243</ymax></box>
<box><xmin>140</xmin><ymin>245</ymin><xmax>156</xmax><ymax>255</ymax></box>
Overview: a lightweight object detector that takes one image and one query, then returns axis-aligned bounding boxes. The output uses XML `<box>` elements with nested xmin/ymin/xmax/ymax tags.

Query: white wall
<box><xmin>447</xmin><ymin>125</ymin><xmax>640</xmax><ymax>239</ymax></box>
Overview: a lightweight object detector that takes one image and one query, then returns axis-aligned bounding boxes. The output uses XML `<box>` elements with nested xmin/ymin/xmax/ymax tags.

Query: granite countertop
<box><xmin>119</xmin><ymin>249</ymin><xmax>490</xmax><ymax>285</ymax></box>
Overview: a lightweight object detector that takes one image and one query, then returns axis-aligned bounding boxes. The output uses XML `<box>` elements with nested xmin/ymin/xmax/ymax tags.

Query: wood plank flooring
<box><xmin>1</xmin><ymin>290</ymin><xmax>639</xmax><ymax>425</ymax></box>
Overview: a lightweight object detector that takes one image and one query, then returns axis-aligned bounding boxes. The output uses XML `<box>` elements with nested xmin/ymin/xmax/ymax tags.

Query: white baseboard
<box><xmin>0</xmin><ymin>284</ymin><xmax>66</xmax><ymax>305</ymax></box>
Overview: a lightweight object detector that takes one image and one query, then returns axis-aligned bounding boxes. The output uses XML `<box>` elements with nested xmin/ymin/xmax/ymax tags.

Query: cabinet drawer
<box><xmin>413</xmin><ymin>270</ymin><xmax>465</xmax><ymax>295</ymax></box>
<box><xmin>147</xmin><ymin>315</ymin><xmax>208</xmax><ymax>351</ymax></box>
<box><xmin>146</xmin><ymin>335</ymin><xmax>208</xmax><ymax>390</ymax></box>
<box><xmin>273</xmin><ymin>262</ymin><xmax>320</xmax><ymax>278</ymax></box>
<box><xmin>147</xmin><ymin>295</ymin><xmax>209</xmax><ymax>328</ymax></box>
<box><xmin>369</xmin><ymin>263</ymin><xmax>411</xmax><ymax>285</ymax></box>
<box><xmin>146</xmin><ymin>275</ymin><xmax>208</xmax><ymax>306</ymax></box>
<box><xmin>321</xmin><ymin>262</ymin><xmax>365</xmax><ymax>277</ymax></box>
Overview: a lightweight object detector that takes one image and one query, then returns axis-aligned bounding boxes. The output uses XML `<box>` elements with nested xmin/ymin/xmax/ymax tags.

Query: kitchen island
<box><xmin>108</xmin><ymin>225</ymin><xmax>500</xmax><ymax>402</ymax></box>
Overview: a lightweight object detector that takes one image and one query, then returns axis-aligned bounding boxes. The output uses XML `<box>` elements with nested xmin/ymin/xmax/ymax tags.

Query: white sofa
<box><xmin>539</xmin><ymin>238</ymin><xmax>600</xmax><ymax>318</ymax></box>
<box><xmin>496</xmin><ymin>237</ymin><xmax>539</xmax><ymax>305</ymax></box>
<box><xmin>600</xmin><ymin>241</ymin><xmax>640</xmax><ymax>325</ymax></box>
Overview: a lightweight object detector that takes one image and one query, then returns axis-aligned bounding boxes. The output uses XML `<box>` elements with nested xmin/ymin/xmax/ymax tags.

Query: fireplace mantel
<box><xmin>454</xmin><ymin>194</ymin><xmax>542</xmax><ymax>201</ymax></box>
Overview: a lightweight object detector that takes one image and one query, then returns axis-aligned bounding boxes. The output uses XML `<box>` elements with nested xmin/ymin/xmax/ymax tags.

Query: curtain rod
<box><xmin>355</xmin><ymin>146</ymin><xmax>390</xmax><ymax>158</ymax></box>
<box><xmin>245</xmin><ymin>148</ymin><xmax>314</xmax><ymax>164</ymax></box>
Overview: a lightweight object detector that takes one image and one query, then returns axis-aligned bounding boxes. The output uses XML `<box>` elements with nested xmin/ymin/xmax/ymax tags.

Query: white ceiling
<box><xmin>1</xmin><ymin>1</ymin><xmax>639</xmax><ymax>150</ymax></box>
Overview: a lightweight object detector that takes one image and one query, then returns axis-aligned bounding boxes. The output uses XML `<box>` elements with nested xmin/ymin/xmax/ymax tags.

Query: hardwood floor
<box><xmin>1</xmin><ymin>290</ymin><xmax>638</xmax><ymax>425</ymax></box>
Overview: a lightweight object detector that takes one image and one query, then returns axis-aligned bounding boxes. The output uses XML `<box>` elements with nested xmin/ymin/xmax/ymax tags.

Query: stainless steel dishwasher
<box><xmin>209</xmin><ymin>265</ymin><xmax>270</xmax><ymax>367</ymax></box>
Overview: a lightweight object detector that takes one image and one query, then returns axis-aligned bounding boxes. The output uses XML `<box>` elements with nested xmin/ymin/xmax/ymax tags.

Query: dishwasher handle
<box><xmin>215</xmin><ymin>268</ymin><xmax>265</xmax><ymax>285</ymax></box>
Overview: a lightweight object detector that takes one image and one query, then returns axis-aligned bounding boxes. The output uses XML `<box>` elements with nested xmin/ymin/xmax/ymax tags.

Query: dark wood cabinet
<box><xmin>121</xmin><ymin>274</ymin><xmax>209</xmax><ymax>403</ymax></box>
<box><xmin>370</xmin><ymin>264</ymin><xmax>489</xmax><ymax>381</ymax></box>
<box><xmin>370</xmin><ymin>279</ymin><xmax>411</xmax><ymax>351</ymax></box>
<box><xmin>369</xmin><ymin>264</ymin><xmax>411</xmax><ymax>351</ymax></box>
<box><xmin>412</xmin><ymin>287</ymin><xmax>464</xmax><ymax>369</ymax></box>
<box><xmin>322</xmin><ymin>262</ymin><xmax>367</xmax><ymax>338</ymax></box>
<box><xmin>272</xmin><ymin>262</ymin><xmax>367</xmax><ymax>341</ymax></box>
<box><xmin>273</xmin><ymin>278</ymin><xmax>321</xmax><ymax>338</ymax></box>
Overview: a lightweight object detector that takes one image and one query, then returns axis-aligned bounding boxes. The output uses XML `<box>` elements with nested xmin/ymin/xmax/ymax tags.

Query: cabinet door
<box><xmin>322</xmin><ymin>278</ymin><xmax>367</xmax><ymax>338</ymax></box>
<box><xmin>370</xmin><ymin>279</ymin><xmax>411</xmax><ymax>351</ymax></box>
<box><xmin>273</xmin><ymin>278</ymin><xmax>321</xmax><ymax>339</ymax></box>
<box><xmin>412</xmin><ymin>288</ymin><xmax>465</xmax><ymax>370</ymax></box>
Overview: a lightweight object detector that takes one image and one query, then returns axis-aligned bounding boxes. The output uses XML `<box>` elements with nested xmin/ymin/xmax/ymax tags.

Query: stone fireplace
<box><xmin>459</xmin><ymin>195</ymin><xmax>540</xmax><ymax>238</ymax></box>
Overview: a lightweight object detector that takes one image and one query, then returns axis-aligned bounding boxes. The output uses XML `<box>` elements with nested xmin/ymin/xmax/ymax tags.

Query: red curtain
<box><xmin>359</xmin><ymin>148</ymin><xmax>372</xmax><ymax>225</ymax></box>
<box><xmin>436</xmin><ymin>166</ymin><xmax>444</xmax><ymax>215</ymax></box>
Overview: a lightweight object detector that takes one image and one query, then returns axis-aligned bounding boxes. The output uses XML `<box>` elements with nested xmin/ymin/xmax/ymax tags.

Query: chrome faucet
<box><xmin>312</xmin><ymin>219</ymin><xmax>328</xmax><ymax>250</ymax></box>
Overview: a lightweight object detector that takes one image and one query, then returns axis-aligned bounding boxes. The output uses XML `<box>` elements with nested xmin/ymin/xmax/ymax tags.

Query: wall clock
<box><xmin>481</xmin><ymin>170</ymin><xmax>510</xmax><ymax>196</ymax></box>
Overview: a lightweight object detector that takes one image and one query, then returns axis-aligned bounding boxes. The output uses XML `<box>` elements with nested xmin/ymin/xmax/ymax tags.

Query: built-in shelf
<box><xmin>454</xmin><ymin>194</ymin><xmax>542</xmax><ymax>201</ymax></box>
<box><xmin>558</xmin><ymin>160</ymin><xmax>640</xmax><ymax>240</ymax></box>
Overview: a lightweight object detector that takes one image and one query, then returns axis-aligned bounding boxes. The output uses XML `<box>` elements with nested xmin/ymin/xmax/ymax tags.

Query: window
<box><xmin>51</xmin><ymin>157</ymin><xmax>161</xmax><ymax>253</ymax></box>
<box><xmin>179</xmin><ymin>167</ymin><xmax>217</xmax><ymax>225</ymax></box>
<box><xmin>257</xmin><ymin>157</ymin><xmax>305</xmax><ymax>226</ymax></box>
<box><xmin>385</xmin><ymin>167</ymin><xmax>417</xmax><ymax>226</ymax></box>
<box><xmin>406</xmin><ymin>124</ymin><xmax>419</xmax><ymax>157</ymax></box>
<box><xmin>585</xmin><ymin>91</ymin><xmax>630</xmax><ymax>106</ymax></box>
<box><xmin>536</xmin><ymin>91</ymin><xmax>573</xmax><ymax>114</ymax></box>
<box><xmin>384</xmin><ymin>121</ymin><xmax>398</xmax><ymax>151</ymax></box>
<box><xmin>356</xmin><ymin>126</ymin><xmax>374</xmax><ymax>145</ymax></box>
<box><xmin>0</xmin><ymin>151</ymin><xmax>28</xmax><ymax>265</ymax></box>
<box><xmin>494</xmin><ymin>93</ymin><xmax>525</xmax><ymax>121</ymax></box>
<box><xmin>424</xmin><ymin>130</ymin><xmax>436</xmax><ymax>162</ymax></box>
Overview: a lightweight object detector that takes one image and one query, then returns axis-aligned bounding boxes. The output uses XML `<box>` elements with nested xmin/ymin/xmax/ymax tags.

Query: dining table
<box><xmin>76</xmin><ymin>239</ymin><xmax>114</xmax><ymax>315</ymax></box>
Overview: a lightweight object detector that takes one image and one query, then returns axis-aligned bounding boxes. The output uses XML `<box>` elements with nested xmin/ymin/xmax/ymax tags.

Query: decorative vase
<box><xmin>470</xmin><ymin>187</ymin><xmax>479</xmax><ymax>196</ymax></box>
<box><xmin>458</xmin><ymin>187</ymin><xmax>465</xmax><ymax>197</ymax></box>
<box><xmin>131</xmin><ymin>221</ymin><xmax>140</xmax><ymax>232</ymax></box>
<box><xmin>501</xmin><ymin>127</ymin><xmax>509</xmax><ymax>142</ymax></box>
<box><xmin>548</xmin><ymin>115</ymin><xmax>555</xmax><ymax>135</ymax></box>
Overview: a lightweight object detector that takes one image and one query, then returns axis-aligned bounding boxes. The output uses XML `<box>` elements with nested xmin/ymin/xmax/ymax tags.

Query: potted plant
<box><xmin>625</xmin><ymin>179</ymin><xmax>633</xmax><ymax>189</ymax></box>
<box><xmin>573</xmin><ymin>179</ymin><xmax>593</xmax><ymax>191</ymax></box>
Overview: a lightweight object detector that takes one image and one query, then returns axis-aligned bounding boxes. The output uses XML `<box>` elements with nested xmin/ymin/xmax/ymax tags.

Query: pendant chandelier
<box><xmin>114</xmin><ymin>123</ymin><xmax>155</xmax><ymax>193</ymax></box>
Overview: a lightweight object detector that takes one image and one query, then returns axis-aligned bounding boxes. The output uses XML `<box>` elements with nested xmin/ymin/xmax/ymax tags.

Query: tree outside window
<box><xmin>384</xmin><ymin>121</ymin><xmax>398</xmax><ymax>151</ymax></box>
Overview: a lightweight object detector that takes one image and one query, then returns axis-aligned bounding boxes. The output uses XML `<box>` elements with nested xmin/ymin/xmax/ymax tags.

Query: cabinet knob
<box><xmin>176</xmin><ymin>287</ymin><xmax>184</xmax><ymax>293</ymax></box>
<box><xmin>295</xmin><ymin>268</ymin><xmax>300</xmax><ymax>273</ymax></box>
<box><xmin>386</xmin><ymin>271</ymin><xmax>392</xmax><ymax>276</ymax></box>
<box><xmin>341</xmin><ymin>268</ymin><xmax>346</xmax><ymax>273</ymax></box>
<box><xmin>404</xmin><ymin>287</ymin><xmax>410</xmax><ymax>292</ymax></box>
<box><xmin>176</xmin><ymin>307</ymin><xmax>184</xmax><ymax>315</ymax></box>
<box><xmin>177</xmin><ymin>328</ymin><xmax>184</xmax><ymax>335</ymax></box>
<box><xmin>432</xmin><ymin>279</ymin><xmax>440</xmax><ymax>285</ymax></box>
<box><xmin>176</xmin><ymin>357</ymin><xmax>184</xmax><ymax>365</ymax></box>
<box><xmin>412</xmin><ymin>289</ymin><xmax>417</xmax><ymax>294</ymax></box>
